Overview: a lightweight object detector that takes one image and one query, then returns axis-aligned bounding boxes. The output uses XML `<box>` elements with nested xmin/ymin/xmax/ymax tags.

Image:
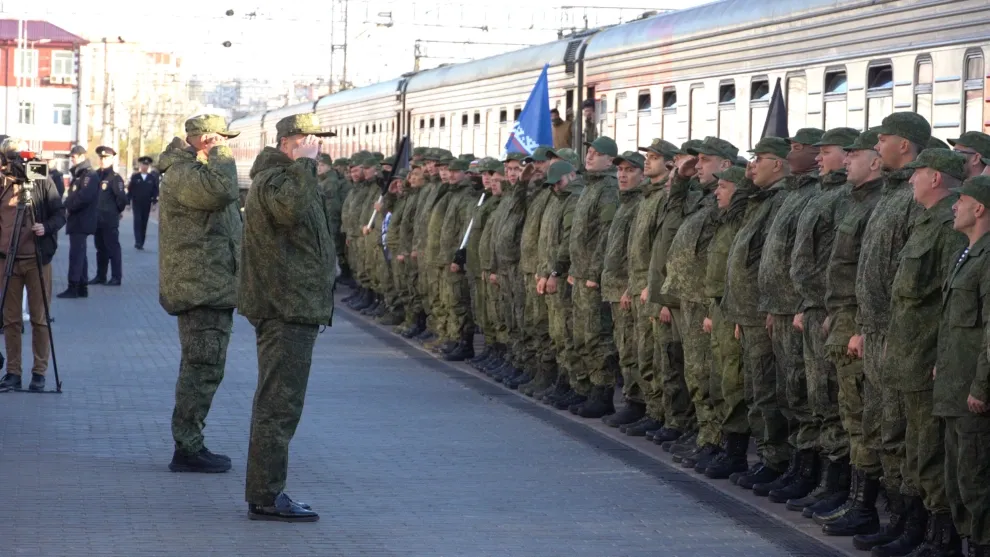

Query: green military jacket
<box><xmin>856</xmin><ymin>168</ymin><xmax>921</xmax><ymax>334</ymax></box>
<box><xmin>601</xmin><ymin>185</ymin><xmax>642</xmax><ymax>302</ymax></box>
<box><xmin>426</xmin><ymin>181</ymin><xmax>455</xmax><ymax>268</ymax></box>
<box><xmin>398</xmin><ymin>187</ymin><xmax>420</xmax><ymax>256</ymax></box>
<box><xmin>492</xmin><ymin>180</ymin><xmax>528</xmax><ymax>272</ymax></box>
<box><xmin>439</xmin><ymin>178</ymin><xmax>481</xmax><ymax>266</ymax></box>
<box><xmin>569</xmin><ymin>169</ymin><xmax>618</xmax><ymax>282</ymax></box>
<box><xmin>384</xmin><ymin>192</ymin><xmax>407</xmax><ymax>255</ymax></box>
<box><xmin>157</xmin><ymin>142</ymin><xmax>241</xmax><ymax>316</ymax></box>
<box><xmin>627</xmin><ymin>177</ymin><xmax>668</xmax><ymax>302</ymax></box>
<box><xmin>722</xmin><ymin>180</ymin><xmax>786</xmax><ymax>326</ymax></box>
<box><xmin>646</xmin><ymin>175</ymin><xmax>703</xmax><ymax>308</ymax></box>
<box><xmin>239</xmin><ymin>147</ymin><xmax>335</xmax><ymax>325</ymax></box>
<box><xmin>520</xmin><ymin>184</ymin><xmax>554</xmax><ymax>275</ymax></box>
<box><xmin>887</xmin><ymin>194</ymin><xmax>966</xmax><ymax>391</ymax></box>
<box><xmin>935</xmin><ymin>233</ymin><xmax>990</xmax><ymax>416</ymax></box>
<box><xmin>791</xmin><ymin>171</ymin><xmax>850</xmax><ymax>311</ymax></box>
<box><xmin>704</xmin><ymin>187</ymin><xmax>748</xmax><ymax>300</ymax></box>
<box><xmin>320</xmin><ymin>170</ymin><xmax>349</xmax><ymax>240</ymax></box>
<box><xmin>538</xmin><ymin>179</ymin><xmax>584</xmax><ymax>278</ymax></box>
<box><xmin>479</xmin><ymin>192</ymin><xmax>504</xmax><ymax>275</ymax></box>
<box><xmin>661</xmin><ymin>180</ymin><xmax>719</xmax><ymax>304</ymax></box>
<box><xmin>468</xmin><ymin>192</ymin><xmax>499</xmax><ymax>277</ymax></box>
<box><xmin>412</xmin><ymin>179</ymin><xmax>441</xmax><ymax>257</ymax></box>
<box><xmin>758</xmin><ymin>172</ymin><xmax>819</xmax><ymax>314</ymax></box>
<box><xmin>340</xmin><ymin>180</ymin><xmax>360</xmax><ymax>239</ymax></box>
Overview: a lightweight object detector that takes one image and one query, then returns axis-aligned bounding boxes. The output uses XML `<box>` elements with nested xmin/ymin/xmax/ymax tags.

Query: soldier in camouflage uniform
<box><xmin>159</xmin><ymin>114</ymin><xmax>242</xmax><ymax>474</ymax></box>
<box><xmin>423</xmin><ymin>156</ymin><xmax>456</xmax><ymax>351</ymax></box>
<box><xmin>475</xmin><ymin>160</ymin><xmax>513</xmax><ymax>372</ymax></box>
<box><xmin>785</xmin><ymin>127</ymin><xmax>860</xmax><ymax>513</ymax></box>
<box><xmin>318</xmin><ymin>153</ymin><xmax>353</xmax><ymax>287</ymax></box>
<box><xmin>465</xmin><ymin>159</ymin><xmax>502</xmax><ymax>365</ymax></box>
<box><xmin>240</xmin><ymin>113</ymin><xmax>335</xmax><ymax>522</ymax></box>
<box><xmin>564</xmin><ymin>136</ymin><xmax>619</xmax><ymax>419</ymax></box>
<box><xmin>935</xmin><ymin>175</ymin><xmax>990</xmax><ymax>557</ymax></box>
<box><xmin>598</xmin><ymin>151</ymin><xmax>644</xmax><ymax>420</ymax></box>
<box><xmin>948</xmin><ymin>131</ymin><xmax>990</xmax><ymax>179</ymax></box>
<box><xmin>722</xmin><ymin>136</ymin><xmax>791</xmax><ymax>490</ymax></box>
<box><xmin>751</xmin><ymin>128</ymin><xmax>824</xmax><ymax>502</ymax></box>
<box><xmin>811</xmin><ymin>129</ymin><xmax>884</xmax><ymax>527</ymax></box>
<box><xmin>407</xmin><ymin>151</ymin><xmax>445</xmax><ymax>340</ymax></box>
<box><xmin>395</xmin><ymin>164</ymin><xmax>425</xmax><ymax>336</ymax></box>
<box><xmin>440</xmin><ymin>159</ymin><xmax>483</xmax><ymax>361</ymax></box>
<box><xmin>868</xmin><ymin>149</ymin><xmax>967</xmax><ymax>555</ymax></box>
<box><xmin>382</xmin><ymin>171</ymin><xmax>409</xmax><ymax>327</ymax></box>
<box><xmin>346</xmin><ymin>154</ymin><xmax>379</xmax><ymax>311</ymax></box>
<box><xmin>340</xmin><ymin>157</ymin><xmax>366</xmax><ymax>306</ymax></box>
<box><xmin>360</xmin><ymin>160</ymin><xmax>390</xmax><ymax>319</ymax></box>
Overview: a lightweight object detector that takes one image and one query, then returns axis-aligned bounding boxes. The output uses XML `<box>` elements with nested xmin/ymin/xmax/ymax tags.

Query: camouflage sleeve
<box><xmin>400</xmin><ymin>197</ymin><xmax>418</xmax><ymax>255</ymax></box>
<box><xmin>171</xmin><ymin>145</ymin><xmax>239</xmax><ymax>211</ymax></box>
<box><xmin>324</xmin><ymin>181</ymin><xmax>343</xmax><ymax>239</ymax></box>
<box><xmin>978</xmin><ymin>264</ymin><xmax>990</xmax><ymax>403</ymax></box>
<box><xmin>257</xmin><ymin>157</ymin><xmax>319</xmax><ymax>226</ymax></box>
<box><xmin>790</xmin><ymin>208</ymin><xmax>828</xmax><ymax>311</ymax></box>
<box><xmin>588</xmin><ymin>188</ymin><xmax>618</xmax><ymax>283</ymax></box>
<box><xmin>553</xmin><ymin>198</ymin><xmax>576</xmax><ymax>277</ymax></box>
<box><xmin>665</xmin><ymin>175</ymin><xmax>692</xmax><ymax>215</ymax></box>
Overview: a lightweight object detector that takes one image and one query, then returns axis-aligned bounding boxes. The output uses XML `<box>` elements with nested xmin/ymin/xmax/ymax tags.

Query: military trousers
<box><xmin>770</xmin><ymin>313</ymin><xmax>812</xmax><ymax>452</ymax></box>
<box><xmin>801</xmin><ymin>308</ymin><xmax>845</xmax><ymax>459</ymax></box>
<box><xmin>390</xmin><ymin>259</ymin><xmax>405</xmax><ymax>308</ymax></box>
<box><xmin>650</xmin><ymin>314</ymin><xmax>691</xmax><ymax>429</ymax></box>
<box><xmin>443</xmin><ymin>269</ymin><xmax>473</xmax><ymax>341</ymax></box>
<box><xmin>470</xmin><ymin>273</ymin><xmax>487</xmax><ymax>343</ymax></box>
<box><xmin>483</xmin><ymin>272</ymin><xmax>507</xmax><ymax>345</ymax></box>
<box><xmin>521</xmin><ymin>274</ymin><xmax>553</xmax><ymax>374</ymax></box>
<box><xmin>627</xmin><ymin>301</ymin><xmax>655</xmax><ymax>406</ymax></box>
<box><xmin>901</xmin><ymin>390</ymin><xmax>947</xmax><ymax>510</ymax></box>
<box><xmin>678</xmin><ymin>300</ymin><xmax>717</xmax><ymax>447</ymax></box>
<box><xmin>612</xmin><ymin>301</ymin><xmax>637</xmax><ymax>400</ymax></box>
<box><xmin>710</xmin><ymin>301</ymin><xmax>746</xmax><ymax>436</ymax></box>
<box><xmin>172</xmin><ymin>307</ymin><xmax>234</xmax><ymax>454</ymax></box>
<box><xmin>739</xmin><ymin>323</ymin><xmax>789</xmax><ymax>467</ymax></box>
<box><xmin>864</xmin><ymin>332</ymin><xmax>905</xmax><ymax>490</ymax></box>
<box><xmin>244</xmin><ymin>318</ymin><xmax>319</xmax><ymax>506</ymax></box>
<box><xmin>402</xmin><ymin>258</ymin><xmax>421</xmax><ymax>324</ymax></box>
<box><xmin>497</xmin><ymin>266</ymin><xmax>526</xmax><ymax>368</ymax></box>
<box><xmin>943</xmin><ymin>413</ymin><xmax>990</xmax><ymax>545</ymax></box>
<box><xmin>546</xmin><ymin>280</ymin><xmax>579</xmax><ymax>389</ymax></box>
<box><xmin>429</xmin><ymin>266</ymin><xmax>449</xmax><ymax>338</ymax></box>
<box><xmin>571</xmin><ymin>281</ymin><xmax>615</xmax><ymax>388</ymax></box>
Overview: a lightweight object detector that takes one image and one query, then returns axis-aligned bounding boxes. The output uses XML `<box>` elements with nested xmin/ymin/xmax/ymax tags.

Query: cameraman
<box><xmin>89</xmin><ymin>146</ymin><xmax>127</xmax><ymax>286</ymax></box>
<box><xmin>0</xmin><ymin>138</ymin><xmax>66</xmax><ymax>392</ymax></box>
<box><xmin>56</xmin><ymin>145</ymin><xmax>97</xmax><ymax>299</ymax></box>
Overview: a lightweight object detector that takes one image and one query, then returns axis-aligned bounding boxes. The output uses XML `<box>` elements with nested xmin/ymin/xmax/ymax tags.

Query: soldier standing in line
<box><xmin>598</xmin><ymin>151</ymin><xmax>644</xmax><ymax>419</ymax></box>
<box><xmin>127</xmin><ymin>155</ymin><xmax>159</xmax><ymax>250</ymax></box>
<box><xmin>423</xmin><ymin>156</ymin><xmax>456</xmax><ymax>352</ymax></box>
<box><xmin>158</xmin><ymin>114</ymin><xmax>241</xmax><ymax>473</ymax></box>
<box><xmin>785</xmin><ymin>127</ymin><xmax>861</xmax><ymax>513</ymax></box>
<box><xmin>439</xmin><ymin>158</ymin><xmax>482</xmax><ymax>361</ymax></box>
<box><xmin>381</xmin><ymin>171</ymin><xmax>408</xmax><ymax>327</ymax></box>
<box><xmin>935</xmin><ymin>175</ymin><xmax>990</xmax><ymax>557</ymax></box>
<box><xmin>240</xmin><ymin>113</ymin><xmax>335</xmax><ymax>522</ymax></box>
<box><xmin>462</xmin><ymin>159</ymin><xmax>501</xmax><ymax>361</ymax></box>
<box><xmin>88</xmin><ymin>146</ymin><xmax>127</xmax><ymax>286</ymax></box>
<box><xmin>949</xmin><ymin>132</ymin><xmax>990</xmax><ymax>179</ymax></box>
<box><xmin>408</xmin><ymin>149</ymin><xmax>447</xmax><ymax>343</ymax></box>
<box><xmin>394</xmin><ymin>165</ymin><xmax>423</xmax><ymax>335</ymax></box>
<box><xmin>56</xmin><ymin>145</ymin><xmax>97</xmax><ymax>299</ymax></box>
<box><xmin>751</xmin><ymin>128</ymin><xmax>824</xmax><ymax>501</ymax></box>
<box><xmin>472</xmin><ymin>160</ymin><xmax>508</xmax><ymax>368</ymax></box>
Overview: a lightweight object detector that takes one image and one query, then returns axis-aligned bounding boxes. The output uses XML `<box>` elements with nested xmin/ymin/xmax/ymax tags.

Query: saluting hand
<box><xmin>293</xmin><ymin>135</ymin><xmax>321</xmax><ymax>161</ymax></box>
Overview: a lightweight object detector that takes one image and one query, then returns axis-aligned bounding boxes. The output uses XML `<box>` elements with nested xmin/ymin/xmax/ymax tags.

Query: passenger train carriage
<box><xmin>228</xmin><ymin>0</ymin><xmax>990</xmax><ymax>197</ymax></box>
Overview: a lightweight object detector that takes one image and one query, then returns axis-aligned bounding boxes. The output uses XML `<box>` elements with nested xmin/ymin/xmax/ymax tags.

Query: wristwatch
<box><xmin>550</xmin><ymin>271</ymin><xmax>560</xmax><ymax>278</ymax></box>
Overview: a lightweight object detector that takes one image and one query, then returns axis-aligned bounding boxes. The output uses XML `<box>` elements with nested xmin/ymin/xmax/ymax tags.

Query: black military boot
<box><xmin>754</xmin><ymin>451</ymin><xmax>801</xmax><ymax>497</ymax></box>
<box><xmin>663</xmin><ymin>430</ymin><xmax>696</xmax><ymax>452</ymax></box>
<box><xmin>738</xmin><ymin>460</ymin><xmax>784</xmax><ymax>490</ymax></box>
<box><xmin>443</xmin><ymin>337</ymin><xmax>475</xmax><ymax>362</ymax></box>
<box><xmin>602</xmin><ymin>400</ymin><xmax>646</xmax><ymax>428</ymax></box>
<box><xmin>56</xmin><ymin>282</ymin><xmax>80</xmax><ymax>299</ymax></box>
<box><xmin>353</xmin><ymin>290</ymin><xmax>375</xmax><ymax>311</ymax></box>
<box><xmin>573</xmin><ymin>386</ymin><xmax>615</xmax><ymax>419</ymax></box>
<box><xmin>652</xmin><ymin>426</ymin><xmax>684</xmax><ymax>446</ymax></box>
<box><xmin>520</xmin><ymin>362</ymin><xmax>557</xmax><ymax>397</ymax></box>
<box><xmin>822</xmin><ymin>470</ymin><xmax>881</xmax><ymax>536</ymax></box>
<box><xmin>788</xmin><ymin>454</ymin><xmax>836</xmax><ymax>511</ymax></box>
<box><xmin>435</xmin><ymin>340</ymin><xmax>458</xmax><ymax>355</ymax></box>
<box><xmin>802</xmin><ymin>457</ymin><xmax>852</xmax><ymax>518</ymax></box>
<box><xmin>553</xmin><ymin>390</ymin><xmax>586</xmax><ymax>410</ymax></box>
<box><xmin>377</xmin><ymin>308</ymin><xmax>404</xmax><ymax>326</ymax></box>
<box><xmin>342</xmin><ymin>287</ymin><xmax>360</xmax><ymax>304</ymax></box>
<box><xmin>469</xmin><ymin>344</ymin><xmax>494</xmax><ymax>366</ymax></box>
<box><xmin>909</xmin><ymin>511</ymin><xmax>961</xmax><ymax>557</ymax></box>
<box><xmin>876</xmin><ymin>497</ymin><xmax>929</xmax><ymax>557</ymax></box>
<box><xmin>497</xmin><ymin>365</ymin><xmax>525</xmax><ymax>384</ymax></box>
<box><xmin>168</xmin><ymin>447</ymin><xmax>232</xmax><ymax>473</ymax></box>
<box><xmin>346</xmin><ymin>288</ymin><xmax>366</xmax><ymax>308</ymax></box>
<box><xmin>852</xmin><ymin>489</ymin><xmax>907</xmax><ymax>549</ymax></box>
<box><xmin>505</xmin><ymin>369</ymin><xmax>533</xmax><ymax>389</ymax></box>
<box><xmin>371</xmin><ymin>301</ymin><xmax>388</xmax><ymax>318</ymax></box>
<box><xmin>814</xmin><ymin>465</ymin><xmax>861</xmax><ymax>524</ymax></box>
<box><xmin>624</xmin><ymin>416</ymin><xmax>662</xmax><ymax>437</ymax></box>
<box><xmin>402</xmin><ymin>312</ymin><xmax>427</xmax><ymax>339</ymax></box>
<box><xmin>540</xmin><ymin>375</ymin><xmax>571</xmax><ymax>404</ymax></box>
<box><xmin>704</xmin><ymin>433</ymin><xmax>750</xmax><ymax>479</ymax></box>
<box><xmin>681</xmin><ymin>443</ymin><xmax>719</xmax><ymax>472</ymax></box>
<box><xmin>360</xmin><ymin>295</ymin><xmax>381</xmax><ymax>315</ymax></box>
<box><xmin>770</xmin><ymin>450</ymin><xmax>819</xmax><ymax>503</ymax></box>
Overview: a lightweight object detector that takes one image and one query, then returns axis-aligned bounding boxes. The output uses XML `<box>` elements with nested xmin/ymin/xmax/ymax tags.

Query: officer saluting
<box><xmin>57</xmin><ymin>145</ymin><xmax>97</xmax><ymax>299</ymax></box>
<box><xmin>128</xmin><ymin>155</ymin><xmax>159</xmax><ymax>250</ymax></box>
<box><xmin>89</xmin><ymin>146</ymin><xmax>127</xmax><ymax>286</ymax></box>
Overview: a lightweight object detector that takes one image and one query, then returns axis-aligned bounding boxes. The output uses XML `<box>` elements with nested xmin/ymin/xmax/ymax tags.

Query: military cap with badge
<box><xmin>959</xmin><ymin>174</ymin><xmax>990</xmax><ymax>207</ymax></box>
<box><xmin>137</xmin><ymin>156</ymin><xmax>154</xmax><ymax>165</ymax></box>
<box><xmin>903</xmin><ymin>148</ymin><xmax>968</xmax><ymax>181</ymax></box>
<box><xmin>546</xmin><ymin>160</ymin><xmax>576</xmax><ymax>185</ymax></box>
<box><xmin>275</xmin><ymin>113</ymin><xmax>336</xmax><ymax>141</ymax></box>
<box><xmin>875</xmin><ymin>112</ymin><xmax>932</xmax><ymax>146</ymax></box>
<box><xmin>185</xmin><ymin>114</ymin><xmax>240</xmax><ymax>138</ymax></box>
<box><xmin>613</xmin><ymin>150</ymin><xmax>646</xmax><ymax>169</ymax></box>
<box><xmin>949</xmin><ymin>131</ymin><xmax>990</xmax><ymax>165</ymax></box>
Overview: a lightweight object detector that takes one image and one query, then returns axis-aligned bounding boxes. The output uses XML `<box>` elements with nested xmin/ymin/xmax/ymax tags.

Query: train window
<box><xmin>462</xmin><ymin>114</ymin><xmax>468</xmax><ymax>127</ymax></box>
<box><xmin>824</xmin><ymin>69</ymin><xmax>848</xmax><ymax>129</ymax></box>
<box><xmin>365</xmin><ymin>125</ymin><xmax>369</xmax><ymax>134</ymax></box>
<box><xmin>750</xmin><ymin>78</ymin><xmax>771</xmax><ymax>149</ymax></box>
<box><xmin>915</xmin><ymin>56</ymin><xmax>934</xmax><ymax>125</ymax></box>
<box><xmin>963</xmin><ymin>51</ymin><xmax>985</xmax><ymax>132</ymax></box>
<box><xmin>474</xmin><ymin>112</ymin><xmax>481</xmax><ymax>126</ymax></box>
<box><xmin>718</xmin><ymin>81</ymin><xmax>737</xmax><ymax>145</ymax></box>
<box><xmin>499</xmin><ymin>109</ymin><xmax>507</xmax><ymax>124</ymax></box>
<box><xmin>661</xmin><ymin>88</ymin><xmax>677</xmax><ymax>141</ymax></box>
<box><xmin>787</xmin><ymin>75</ymin><xmax>808</xmax><ymax>131</ymax></box>
<box><xmin>513</xmin><ymin>108</ymin><xmax>522</xmax><ymax>121</ymax></box>
<box><xmin>824</xmin><ymin>70</ymin><xmax>848</xmax><ymax>95</ymax></box>
<box><xmin>372</xmin><ymin>124</ymin><xmax>377</xmax><ymax>133</ymax></box>
<box><xmin>419</xmin><ymin>118</ymin><xmax>425</xmax><ymax>129</ymax></box>
<box><xmin>718</xmin><ymin>82</ymin><xmax>736</xmax><ymax>105</ymax></box>
<box><xmin>428</xmin><ymin>118</ymin><xmax>435</xmax><ymax>129</ymax></box>
<box><xmin>638</xmin><ymin>91</ymin><xmax>651</xmax><ymax>113</ymax></box>
<box><xmin>662</xmin><ymin>89</ymin><xmax>676</xmax><ymax>111</ymax></box>
<box><xmin>689</xmin><ymin>85</ymin><xmax>705</xmax><ymax>139</ymax></box>
<box><xmin>440</xmin><ymin>117</ymin><xmax>446</xmax><ymax>129</ymax></box>
<box><xmin>866</xmin><ymin>64</ymin><xmax>893</xmax><ymax>128</ymax></box>
<box><xmin>615</xmin><ymin>93</ymin><xmax>627</xmax><ymax>120</ymax></box>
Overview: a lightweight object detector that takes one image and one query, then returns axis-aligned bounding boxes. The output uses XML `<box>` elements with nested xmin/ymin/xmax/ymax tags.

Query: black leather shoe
<box><xmin>107</xmin><ymin>278</ymin><xmax>122</xmax><ymax>286</ymax></box>
<box><xmin>248</xmin><ymin>493</ymin><xmax>319</xmax><ymax>522</ymax></box>
<box><xmin>168</xmin><ymin>447</ymin><xmax>232</xmax><ymax>473</ymax></box>
<box><xmin>88</xmin><ymin>276</ymin><xmax>107</xmax><ymax>285</ymax></box>
<box><xmin>28</xmin><ymin>373</ymin><xmax>45</xmax><ymax>392</ymax></box>
<box><xmin>0</xmin><ymin>372</ymin><xmax>21</xmax><ymax>392</ymax></box>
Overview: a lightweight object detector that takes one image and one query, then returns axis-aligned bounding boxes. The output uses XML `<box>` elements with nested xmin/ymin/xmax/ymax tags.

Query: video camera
<box><xmin>0</xmin><ymin>149</ymin><xmax>49</xmax><ymax>185</ymax></box>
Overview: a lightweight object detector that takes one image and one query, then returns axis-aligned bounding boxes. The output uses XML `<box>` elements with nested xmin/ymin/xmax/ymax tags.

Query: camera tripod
<box><xmin>0</xmin><ymin>182</ymin><xmax>62</xmax><ymax>393</ymax></box>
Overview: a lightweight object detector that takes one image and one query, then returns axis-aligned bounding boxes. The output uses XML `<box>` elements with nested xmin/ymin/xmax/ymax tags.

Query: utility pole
<box><xmin>342</xmin><ymin>0</ymin><xmax>349</xmax><ymax>88</ymax></box>
<box><xmin>101</xmin><ymin>37</ymin><xmax>110</xmax><ymax>146</ymax></box>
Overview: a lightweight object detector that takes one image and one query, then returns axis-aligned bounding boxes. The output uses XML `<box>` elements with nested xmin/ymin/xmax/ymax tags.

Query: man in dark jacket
<box><xmin>128</xmin><ymin>155</ymin><xmax>159</xmax><ymax>250</ymax></box>
<box><xmin>0</xmin><ymin>137</ymin><xmax>66</xmax><ymax>392</ymax></box>
<box><xmin>56</xmin><ymin>145</ymin><xmax>97</xmax><ymax>299</ymax></box>
<box><xmin>89</xmin><ymin>146</ymin><xmax>127</xmax><ymax>286</ymax></box>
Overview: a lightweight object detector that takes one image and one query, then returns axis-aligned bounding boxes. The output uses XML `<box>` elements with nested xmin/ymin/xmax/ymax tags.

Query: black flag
<box><xmin>761</xmin><ymin>78</ymin><xmax>789</xmax><ymax>139</ymax></box>
<box><xmin>380</xmin><ymin>136</ymin><xmax>410</xmax><ymax>194</ymax></box>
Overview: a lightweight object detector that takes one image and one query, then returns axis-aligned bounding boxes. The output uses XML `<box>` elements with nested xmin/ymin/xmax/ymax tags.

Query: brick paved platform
<box><xmin>2</xmin><ymin>213</ymin><xmax>848</xmax><ymax>557</ymax></box>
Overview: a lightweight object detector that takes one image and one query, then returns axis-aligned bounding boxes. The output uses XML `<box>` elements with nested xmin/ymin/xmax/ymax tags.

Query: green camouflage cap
<box><xmin>875</xmin><ymin>112</ymin><xmax>932</xmax><ymax>146</ymax></box>
<box><xmin>436</xmin><ymin>155</ymin><xmax>455</xmax><ymax>167</ymax></box>
<box><xmin>546</xmin><ymin>160</ymin><xmax>576</xmax><ymax>185</ymax></box>
<box><xmin>423</xmin><ymin>148</ymin><xmax>442</xmax><ymax>162</ymax></box>
<box><xmin>714</xmin><ymin>166</ymin><xmax>747</xmax><ymax>184</ymax></box>
<box><xmin>749</xmin><ymin>136</ymin><xmax>790</xmax><ymax>159</ymax></box>
<box><xmin>360</xmin><ymin>157</ymin><xmax>379</xmax><ymax>169</ymax></box>
<box><xmin>928</xmin><ymin>137</ymin><xmax>950</xmax><ymax>150</ymax></box>
<box><xmin>392</xmin><ymin>168</ymin><xmax>409</xmax><ymax>181</ymax></box>
<box><xmin>676</xmin><ymin>139</ymin><xmax>705</xmax><ymax>156</ymax></box>
<box><xmin>734</xmin><ymin>156</ymin><xmax>749</xmax><ymax>168</ymax></box>
<box><xmin>845</xmin><ymin>127</ymin><xmax>883</xmax><ymax>151</ymax></box>
<box><xmin>333</xmin><ymin>157</ymin><xmax>350</xmax><ymax>167</ymax></box>
<box><xmin>185</xmin><ymin>114</ymin><xmax>239</xmax><ymax>138</ymax></box>
<box><xmin>525</xmin><ymin>146</ymin><xmax>554</xmax><ymax>162</ymax></box>
<box><xmin>482</xmin><ymin>158</ymin><xmax>505</xmax><ymax>174</ymax></box>
<box><xmin>689</xmin><ymin>136</ymin><xmax>739</xmax><ymax>161</ymax></box>
<box><xmin>548</xmin><ymin>147</ymin><xmax>580</xmax><ymax>168</ymax></box>
<box><xmin>903</xmin><ymin>148</ymin><xmax>967</xmax><ymax>181</ymax></box>
<box><xmin>503</xmin><ymin>152</ymin><xmax>527</xmax><ymax>163</ymax></box>
<box><xmin>410</xmin><ymin>160</ymin><xmax>424</xmax><ymax>168</ymax></box>
<box><xmin>448</xmin><ymin>158</ymin><xmax>470</xmax><ymax>171</ymax></box>
<box><xmin>639</xmin><ymin>138</ymin><xmax>679</xmax><ymax>159</ymax></box>
<box><xmin>383</xmin><ymin>155</ymin><xmax>397</xmax><ymax>166</ymax></box>
<box><xmin>787</xmin><ymin>128</ymin><xmax>826</xmax><ymax>145</ymax></box>
<box><xmin>317</xmin><ymin>153</ymin><xmax>332</xmax><ymax>165</ymax></box>
<box><xmin>949</xmin><ymin>132</ymin><xmax>990</xmax><ymax>164</ymax></box>
<box><xmin>958</xmin><ymin>175</ymin><xmax>990</xmax><ymax>207</ymax></box>
<box><xmin>814</xmin><ymin>127</ymin><xmax>861</xmax><ymax>148</ymax></box>
<box><xmin>613</xmin><ymin>150</ymin><xmax>646</xmax><ymax>169</ymax></box>
<box><xmin>458</xmin><ymin>153</ymin><xmax>475</xmax><ymax>161</ymax></box>
<box><xmin>412</xmin><ymin>146</ymin><xmax>428</xmax><ymax>157</ymax></box>
<box><xmin>275</xmin><ymin>113</ymin><xmax>335</xmax><ymax>141</ymax></box>
<box><xmin>371</xmin><ymin>151</ymin><xmax>385</xmax><ymax>161</ymax></box>
<box><xmin>584</xmin><ymin>136</ymin><xmax>619</xmax><ymax>157</ymax></box>
<box><xmin>347</xmin><ymin>156</ymin><xmax>364</xmax><ymax>168</ymax></box>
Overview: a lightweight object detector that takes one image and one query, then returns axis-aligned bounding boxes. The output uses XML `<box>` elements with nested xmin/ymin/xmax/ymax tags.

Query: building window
<box><xmin>866</xmin><ymin>63</ymin><xmax>894</xmax><ymax>128</ymax></box>
<box><xmin>689</xmin><ymin>85</ymin><xmax>705</xmax><ymax>139</ymax></box>
<box><xmin>51</xmin><ymin>51</ymin><xmax>74</xmax><ymax>78</ymax></box>
<box><xmin>717</xmin><ymin>81</ymin><xmax>737</xmax><ymax>144</ymax></box>
<box><xmin>787</xmin><ymin>75</ymin><xmax>808</xmax><ymax>131</ymax></box>
<box><xmin>661</xmin><ymin>88</ymin><xmax>677</xmax><ymax>141</ymax></box>
<box><xmin>53</xmin><ymin>104</ymin><xmax>71</xmax><ymax>126</ymax></box>
<box><xmin>750</xmin><ymin>78</ymin><xmax>771</xmax><ymax>148</ymax></box>
<box><xmin>14</xmin><ymin>49</ymin><xmax>38</xmax><ymax>78</ymax></box>
<box><xmin>823</xmin><ymin>69</ymin><xmax>848</xmax><ymax>129</ymax></box>
<box><xmin>915</xmin><ymin>56</ymin><xmax>933</xmax><ymax>124</ymax></box>
<box><xmin>964</xmin><ymin>51</ymin><xmax>985</xmax><ymax>133</ymax></box>
<box><xmin>18</xmin><ymin>102</ymin><xmax>34</xmax><ymax>125</ymax></box>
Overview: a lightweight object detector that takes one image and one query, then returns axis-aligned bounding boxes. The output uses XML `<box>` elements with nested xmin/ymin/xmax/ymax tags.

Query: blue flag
<box><xmin>505</xmin><ymin>64</ymin><xmax>553</xmax><ymax>155</ymax></box>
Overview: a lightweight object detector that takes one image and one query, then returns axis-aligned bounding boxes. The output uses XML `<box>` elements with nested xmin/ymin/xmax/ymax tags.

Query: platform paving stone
<box><xmin>2</xmin><ymin>212</ymin><xmax>847</xmax><ymax>557</ymax></box>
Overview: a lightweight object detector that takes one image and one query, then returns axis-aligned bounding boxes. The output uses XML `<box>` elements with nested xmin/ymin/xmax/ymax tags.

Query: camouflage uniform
<box><xmin>158</xmin><ymin>116</ymin><xmax>241</xmax><ymax>457</ymax></box>
<box><xmin>396</xmin><ymin>173</ymin><xmax>421</xmax><ymax>328</ymax></box>
<box><xmin>519</xmin><ymin>157</ymin><xmax>556</xmax><ymax>379</ymax></box>
<box><xmin>490</xmin><ymin>175</ymin><xmax>529</xmax><ymax>371</ymax></box>
<box><xmin>384</xmin><ymin>176</ymin><xmax>410</xmax><ymax>321</ymax></box>
<box><xmin>411</xmin><ymin>159</ymin><xmax>444</xmax><ymax>332</ymax></box>
<box><xmin>466</xmin><ymin>160</ymin><xmax>500</xmax><ymax>351</ymax></box>
<box><xmin>424</xmin><ymin>160</ymin><xmax>455</xmax><ymax>341</ymax></box>
<box><xmin>438</xmin><ymin>164</ymin><xmax>480</xmax><ymax>344</ymax></box>
<box><xmin>239</xmin><ymin>115</ymin><xmax>336</xmax><ymax>506</ymax></box>
<box><xmin>477</xmin><ymin>178</ymin><xmax>504</xmax><ymax>350</ymax></box>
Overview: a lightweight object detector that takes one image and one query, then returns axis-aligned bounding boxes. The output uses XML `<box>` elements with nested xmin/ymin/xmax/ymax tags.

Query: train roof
<box><xmin>583</xmin><ymin>0</ymin><xmax>864</xmax><ymax>60</ymax></box>
<box><xmin>262</xmin><ymin>101</ymin><xmax>316</xmax><ymax>126</ymax></box>
<box><xmin>229</xmin><ymin>111</ymin><xmax>263</xmax><ymax>130</ymax></box>
<box><xmin>315</xmin><ymin>78</ymin><xmax>405</xmax><ymax>110</ymax></box>
<box><xmin>405</xmin><ymin>39</ymin><xmax>574</xmax><ymax>93</ymax></box>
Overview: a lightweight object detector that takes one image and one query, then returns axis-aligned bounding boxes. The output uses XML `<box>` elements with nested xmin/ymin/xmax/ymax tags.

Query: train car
<box><xmin>580</xmin><ymin>0</ymin><xmax>990</xmax><ymax>153</ymax></box>
<box><xmin>227</xmin><ymin>112</ymin><xmax>264</xmax><ymax>197</ymax></box>
<box><xmin>314</xmin><ymin>78</ymin><xmax>406</xmax><ymax>159</ymax></box>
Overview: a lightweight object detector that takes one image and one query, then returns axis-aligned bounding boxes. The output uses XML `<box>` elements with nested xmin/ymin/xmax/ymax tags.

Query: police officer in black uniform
<box><xmin>127</xmin><ymin>155</ymin><xmax>159</xmax><ymax>250</ymax></box>
<box><xmin>57</xmin><ymin>145</ymin><xmax>98</xmax><ymax>299</ymax></box>
<box><xmin>89</xmin><ymin>146</ymin><xmax>127</xmax><ymax>286</ymax></box>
